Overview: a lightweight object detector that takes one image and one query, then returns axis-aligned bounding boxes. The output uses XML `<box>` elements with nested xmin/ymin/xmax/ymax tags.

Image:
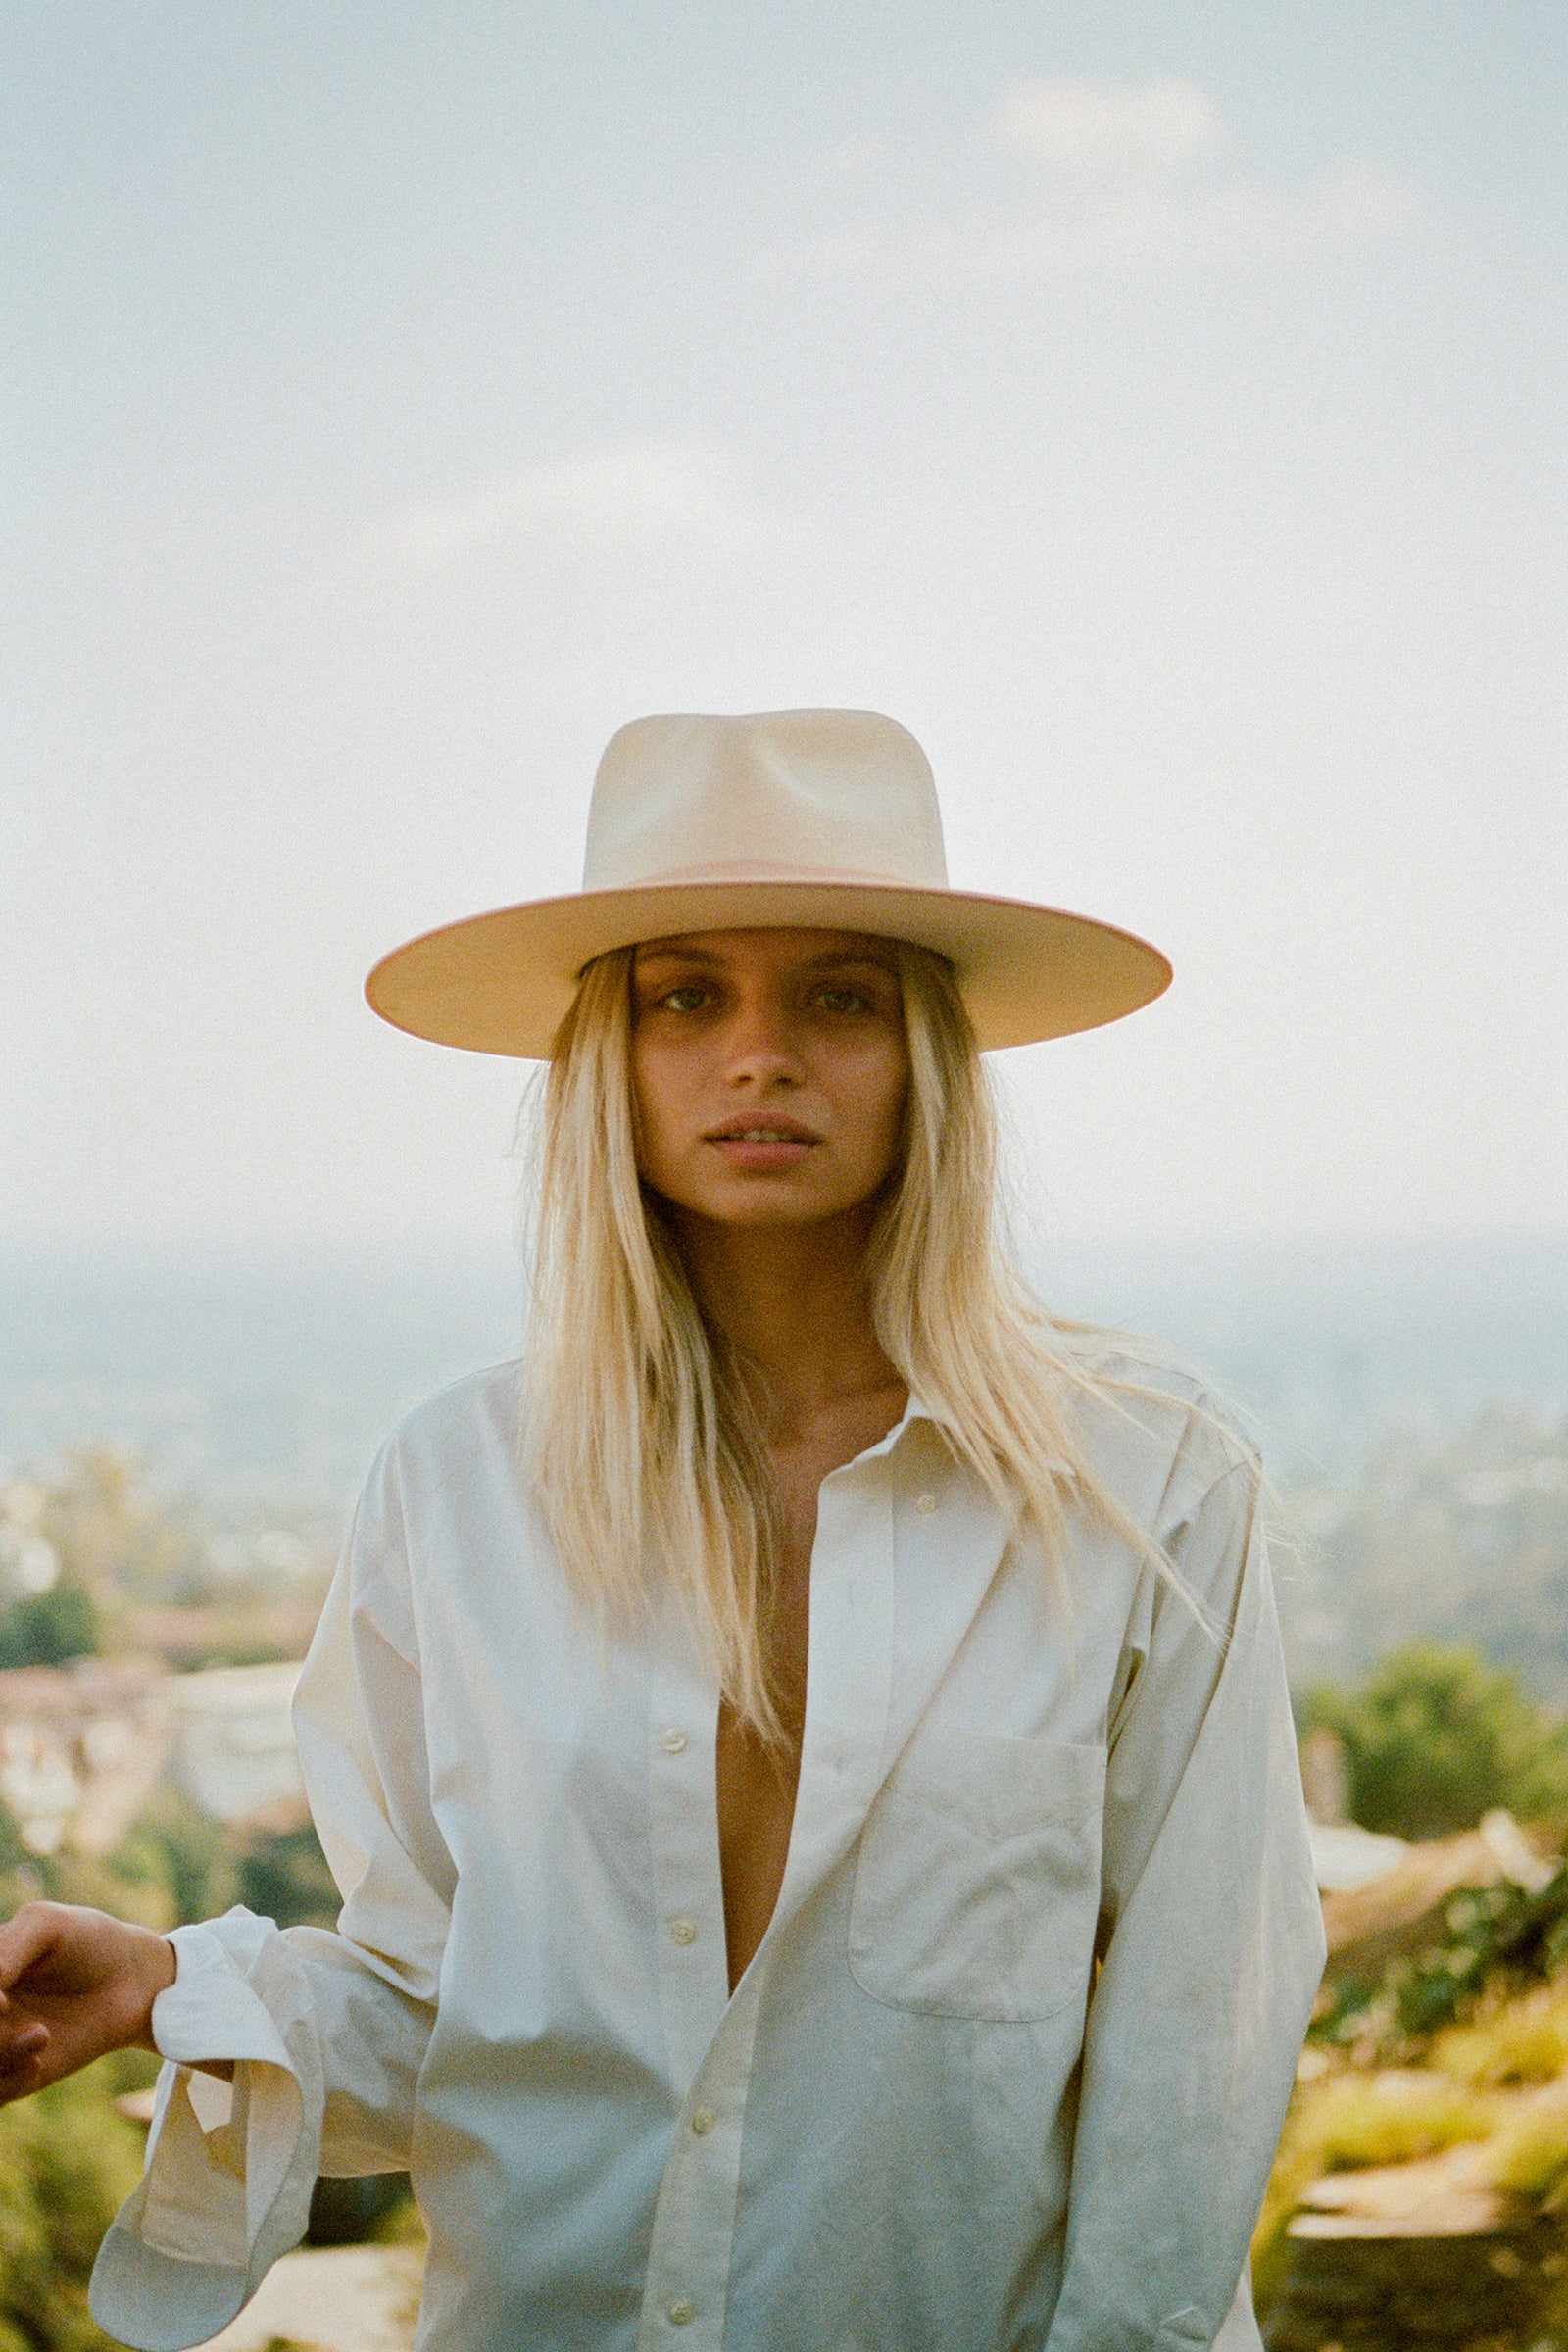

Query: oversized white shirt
<box><xmin>90</xmin><ymin>1351</ymin><xmax>1325</xmax><ymax>2352</ymax></box>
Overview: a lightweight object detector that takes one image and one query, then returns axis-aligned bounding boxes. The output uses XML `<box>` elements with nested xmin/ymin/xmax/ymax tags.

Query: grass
<box><xmin>1474</xmin><ymin>2080</ymin><xmax>1568</xmax><ymax>2200</ymax></box>
<box><xmin>1258</xmin><ymin>1976</ymin><xmax>1568</xmax><ymax>2316</ymax></box>
<box><xmin>1253</xmin><ymin>2067</ymin><xmax>1500</xmax><ymax>2307</ymax></box>
<box><xmin>1432</xmin><ymin>1984</ymin><xmax>1568</xmax><ymax>2087</ymax></box>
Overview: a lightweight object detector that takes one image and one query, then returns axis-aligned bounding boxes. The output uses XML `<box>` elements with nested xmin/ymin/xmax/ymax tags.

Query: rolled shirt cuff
<box><xmin>89</xmin><ymin>1913</ymin><xmax>325</xmax><ymax>2352</ymax></box>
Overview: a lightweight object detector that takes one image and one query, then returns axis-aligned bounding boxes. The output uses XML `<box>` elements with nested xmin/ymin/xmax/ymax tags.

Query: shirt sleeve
<box><xmin>90</xmin><ymin>1438</ymin><xmax>453</xmax><ymax>2352</ymax></box>
<box><xmin>1043</xmin><ymin>1446</ymin><xmax>1327</xmax><ymax>2352</ymax></box>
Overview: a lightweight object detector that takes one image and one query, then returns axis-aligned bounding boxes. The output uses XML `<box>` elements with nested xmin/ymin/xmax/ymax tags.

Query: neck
<box><xmin>660</xmin><ymin>1203</ymin><xmax>905</xmax><ymax>1437</ymax></box>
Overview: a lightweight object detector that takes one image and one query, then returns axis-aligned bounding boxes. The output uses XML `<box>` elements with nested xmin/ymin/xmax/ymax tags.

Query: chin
<box><xmin>705</xmin><ymin>1194</ymin><xmax>829</xmax><ymax>1228</ymax></box>
<box><xmin>724</xmin><ymin>1191</ymin><xmax>875</xmax><ymax>1232</ymax></box>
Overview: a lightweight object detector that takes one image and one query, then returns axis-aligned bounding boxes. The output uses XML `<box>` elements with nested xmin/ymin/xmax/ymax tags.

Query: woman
<box><xmin>0</xmin><ymin>710</ymin><xmax>1324</xmax><ymax>2351</ymax></box>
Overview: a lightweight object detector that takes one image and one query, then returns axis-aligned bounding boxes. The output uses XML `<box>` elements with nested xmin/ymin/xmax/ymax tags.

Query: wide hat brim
<box><xmin>366</xmin><ymin>874</ymin><xmax>1171</xmax><ymax>1057</ymax></box>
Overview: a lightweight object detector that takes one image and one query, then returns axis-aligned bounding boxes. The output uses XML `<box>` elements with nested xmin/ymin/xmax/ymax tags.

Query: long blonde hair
<box><xmin>523</xmin><ymin>938</ymin><xmax>1200</xmax><ymax>1737</ymax></box>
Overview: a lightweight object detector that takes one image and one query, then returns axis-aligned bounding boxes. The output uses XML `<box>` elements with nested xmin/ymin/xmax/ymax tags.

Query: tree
<box><xmin>1298</xmin><ymin>1644</ymin><xmax>1568</xmax><ymax>1841</ymax></box>
<box><xmin>0</xmin><ymin>1579</ymin><xmax>100</xmax><ymax>1669</ymax></box>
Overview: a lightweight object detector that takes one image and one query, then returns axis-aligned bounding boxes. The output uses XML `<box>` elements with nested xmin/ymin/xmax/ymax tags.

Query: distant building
<box><xmin>0</xmin><ymin>1659</ymin><xmax>172</xmax><ymax>1855</ymax></box>
<box><xmin>169</xmin><ymin>1660</ymin><xmax>304</xmax><ymax>1826</ymax></box>
<box><xmin>0</xmin><ymin>1654</ymin><xmax>307</xmax><ymax>1853</ymax></box>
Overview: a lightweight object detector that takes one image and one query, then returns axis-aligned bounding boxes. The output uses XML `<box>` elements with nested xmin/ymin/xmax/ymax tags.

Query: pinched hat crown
<box><xmin>584</xmin><ymin>710</ymin><xmax>949</xmax><ymax>892</ymax></box>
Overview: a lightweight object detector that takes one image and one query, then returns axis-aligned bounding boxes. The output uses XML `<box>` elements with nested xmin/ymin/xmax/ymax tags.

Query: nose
<box><xmin>718</xmin><ymin>988</ymin><xmax>805</xmax><ymax>1090</ymax></box>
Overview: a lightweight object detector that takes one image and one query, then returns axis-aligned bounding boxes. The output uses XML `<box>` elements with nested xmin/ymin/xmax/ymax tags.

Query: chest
<box><xmin>710</xmin><ymin>1426</ymin><xmax>877</xmax><ymax>1984</ymax></box>
<box><xmin>409</xmin><ymin>1423</ymin><xmax>1135</xmax><ymax>1898</ymax></box>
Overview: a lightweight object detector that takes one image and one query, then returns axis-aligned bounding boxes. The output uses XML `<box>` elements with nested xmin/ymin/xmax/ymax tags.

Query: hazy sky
<box><xmin>4</xmin><ymin>2</ymin><xmax>1564</xmax><ymax>1251</ymax></box>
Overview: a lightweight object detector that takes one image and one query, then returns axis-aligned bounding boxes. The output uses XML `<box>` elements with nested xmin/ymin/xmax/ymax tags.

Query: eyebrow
<box><xmin>633</xmin><ymin>943</ymin><xmax>901</xmax><ymax>976</ymax></box>
<box><xmin>633</xmin><ymin>945</ymin><xmax>726</xmax><ymax>969</ymax></box>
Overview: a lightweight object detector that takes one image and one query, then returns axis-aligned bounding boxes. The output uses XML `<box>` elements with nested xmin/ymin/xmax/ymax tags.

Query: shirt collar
<box><xmin>844</xmin><ymin>1387</ymin><xmax>938</xmax><ymax>1472</ymax></box>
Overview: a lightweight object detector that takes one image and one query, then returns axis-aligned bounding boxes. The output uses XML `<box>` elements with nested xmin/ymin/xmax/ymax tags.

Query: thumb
<box><xmin>0</xmin><ymin>1905</ymin><xmax>66</xmax><ymax>1997</ymax></box>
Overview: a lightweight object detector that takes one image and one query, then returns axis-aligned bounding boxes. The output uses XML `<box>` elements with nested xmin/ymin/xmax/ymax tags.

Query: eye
<box><xmin>660</xmin><ymin>983</ymin><xmax>712</xmax><ymax>1013</ymax></box>
<box><xmin>812</xmin><ymin>987</ymin><xmax>870</xmax><ymax>1014</ymax></box>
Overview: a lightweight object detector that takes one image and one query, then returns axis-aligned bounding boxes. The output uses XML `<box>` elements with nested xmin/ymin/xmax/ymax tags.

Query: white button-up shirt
<box><xmin>90</xmin><ymin>1353</ymin><xmax>1325</xmax><ymax>2352</ymax></box>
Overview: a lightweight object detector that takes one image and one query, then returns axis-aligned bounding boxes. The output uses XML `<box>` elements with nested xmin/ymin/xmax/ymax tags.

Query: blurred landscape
<box><xmin>0</xmin><ymin>1228</ymin><xmax>1564</xmax><ymax>2348</ymax></box>
<box><xmin>6</xmin><ymin>1227</ymin><xmax>1565</xmax><ymax>1667</ymax></box>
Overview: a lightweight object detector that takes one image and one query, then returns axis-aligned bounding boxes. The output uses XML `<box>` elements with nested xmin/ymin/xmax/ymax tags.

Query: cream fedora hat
<box><xmin>366</xmin><ymin>708</ymin><xmax>1171</xmax><ymax>1056</ymax></box>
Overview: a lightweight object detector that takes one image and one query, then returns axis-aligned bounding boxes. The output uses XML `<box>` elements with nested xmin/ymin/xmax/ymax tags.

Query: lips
<box><xmin>702</xmin><ymin>1113</ymin><xmax>821</xmax><ymax>1171</ymax></box>
<box><xmin>703</xmin><ymin>1115</ymin><xmax>821</xmax><ymax>1145</ymax></box>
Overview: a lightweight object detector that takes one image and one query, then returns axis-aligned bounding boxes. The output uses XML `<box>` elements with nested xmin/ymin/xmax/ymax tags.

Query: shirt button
<box><xmin>659</xmin><ymin>1727</ymin><xmax>688</xmax><ymax>1754</ymax></box>
<box><xmin>667</xmin><ymin>2300</ymin><xmax>696</xmax><ymax>2326</ymax></box>
<box><xmin>668</xmin><ymin>1917</ymin><xmax>698</xmax><ymax>1946</ymax></box>
<box><xmin>690</xmin><ymin>2105</ymin><xmax>715</xmax><ymax>2134</ymax></box>
<box><xmin>915</xmin><ymin>1493</ymin><xmax>938</xmax><ymax>1513</ymax></box>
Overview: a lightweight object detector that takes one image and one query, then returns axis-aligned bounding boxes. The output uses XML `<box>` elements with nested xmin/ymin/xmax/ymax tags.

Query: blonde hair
<box><xmin>523</xmin><ymin>939</ymin><xmax>1203</xmax><ymax>1739</ymax></box>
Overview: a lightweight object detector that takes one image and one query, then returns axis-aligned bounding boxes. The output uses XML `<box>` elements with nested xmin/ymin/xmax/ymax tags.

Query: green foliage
<box><xmin>0</xmin><ymin>1800</ymin><xmax>29</xmax><ymax>1886</ymax></box>
<box><xmin>1253</xmin><ymin>2067</ymin><xmax>1501</xmax><ymax>2306</ymax></box>
<box><xmin>1299</xmin><ymin>1642</ymin><xmax>1568</xmax><ymax>1840</ymax></box>
<box><xmin>1432</xmin><ymin>1981</ymin><xmax>1568</xmax><ymax>2086</ymax></box>
<box><xmin>1481</xmin><ymin>2076</ymin><xmax>1568</xmax><ymax>2197</ymax></box>
<box><xmin>0</xmin><ymin>2065</ymin><xmax>144</xmax><ymax>2352</ymax></box>
<box><xmin>111</xmin><ymin>1788</ymin><xmax>240</xmax><ymax>1929</ymax></box>
<box><xmin>4</xmin><ymin>1788</ymin><xmax>244</xmax><ymax>1938</ymax></box>
<box><xmin>1309</xmin><ymin>1854</ymin><xmax>1568</xmax><ymax>2070</ymax></box>
<box><xmin>237</xmin><ymin>1823</ymin><xmax>339</xmax><ymax>1934</ymax></box>
<box><xmin>0</xmin><ymin>1581</ymin><xmax>100</xmax><ymax>1670</ymax></box>
<box><xmin>1313</xmin><ymin>1878</ymin><xmax>1546</xmax><ymax>2054</ymax></box>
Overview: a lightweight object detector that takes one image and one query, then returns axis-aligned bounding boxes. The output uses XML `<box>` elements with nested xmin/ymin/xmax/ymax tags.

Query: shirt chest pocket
<box><xmin>847</xmin><ymin>1730</ymin><xmax>1106</xmax><ymax>2023</ymax></box>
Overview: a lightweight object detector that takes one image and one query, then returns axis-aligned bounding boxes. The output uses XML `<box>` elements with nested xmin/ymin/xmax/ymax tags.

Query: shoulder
<box><xmin>381</xmin><ymin>1356</ymin><xmax>524</xmax><ymax>1465</ymax></box>
<box><xmin>1046</xmin><ymin>1330</ymin><xmax>1272</xmax><ymax>1654</ymax></box>
<box><xmin>1047</xmin><ymin>1322</ymin><xmax>1259</xmax><ymax>1546</ymax></box>
<box><xmin>333</xmin><ymin>1359</ymin><xmax>531</xmax><ymax>1637</ymax></box>
<box><xmin>353</xmin><ymin>1358</ymin><xmax>525</xmax><ymax>1533</ymax></box>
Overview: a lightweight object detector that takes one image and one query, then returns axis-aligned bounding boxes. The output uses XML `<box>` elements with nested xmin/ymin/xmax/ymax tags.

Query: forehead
<box><xmin>632</xmin><ymin>927</ymin><xmax>902</xmax><ymax>974</ymax></box>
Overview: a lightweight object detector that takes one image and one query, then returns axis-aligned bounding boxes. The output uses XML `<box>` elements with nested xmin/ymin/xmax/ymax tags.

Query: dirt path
<box><xmin>196</xmin><ymin>2243</ymin><xmax>422</xmax><ymax>2352</ymax></box>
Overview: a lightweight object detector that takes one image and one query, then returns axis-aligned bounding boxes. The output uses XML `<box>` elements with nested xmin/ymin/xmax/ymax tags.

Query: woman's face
<box><xmin>630</xmin><ymin>928</ymin><xmax>909</xmax><ymax>1232</ymax></box>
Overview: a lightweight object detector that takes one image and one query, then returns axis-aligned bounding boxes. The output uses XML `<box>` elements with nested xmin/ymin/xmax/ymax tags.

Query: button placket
<box><xmin>646</xmin><ymin>1604</ymin><xmax>729</xmax><ymax>2094</ymax></box>
<box><xmin>637</xmin><ymin>1975</ymin><xmax>764</xmax><ymax>2352</ymax></box>
<box><xmin>637</xmin><ymin>1435</ymin><xmax>912</xmax><ymax>2351</ymax></box>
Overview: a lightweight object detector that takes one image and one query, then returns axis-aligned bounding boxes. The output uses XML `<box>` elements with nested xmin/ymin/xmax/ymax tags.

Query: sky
<box><xmin>3</xmin><ymin>1</ymin><xmax>1565</xmax><ymax>1253</ymax></box>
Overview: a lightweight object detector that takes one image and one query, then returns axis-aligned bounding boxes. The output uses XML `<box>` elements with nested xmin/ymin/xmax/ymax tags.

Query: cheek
<box><xmin>850</xmin><ymin>1042</ymin><xmax>910</xmax><ymax>1177</ymax></box>
<box><xmin>630</xmin><ymin>1031</ymin><xmax>721</xmax><ymax>1184</ymax></box>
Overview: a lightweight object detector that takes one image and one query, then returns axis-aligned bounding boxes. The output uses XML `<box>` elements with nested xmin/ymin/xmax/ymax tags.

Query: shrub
<box><xmin>237</xmin><ymin>1822</ymin><xmax>339</xmax><ymax>1934</ymax></box>
<box><xmin>0</xmin><ymin>2065</ymin><xmax>144</xmax><ymax>2351</ymax></box>
<box><xmin>1298</xmin><ymin>1644</ymin><xmax>1568</xmax><ymax>1840</ymax></box>
<box><xmin>1432</xmin><ymin>1983</ymin><xmax>1568</xmax><ymax>2087</ymax></box>
<box><xmin>0</xmin><ymin>1581</ymin><xmax>100</xmax><ymax>1670</ymax></box>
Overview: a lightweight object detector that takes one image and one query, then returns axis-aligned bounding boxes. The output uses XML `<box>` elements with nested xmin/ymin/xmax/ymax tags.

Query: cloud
<box><xmin>769</xmin><ymin>77</ymin><xmax>1418</xmax><ymax>284</ymax></box>
<box><xmin>344</xmin><ymin>439</ymin><xmax>788</xmax><ymax>587</ymax></box>
<box><xmin>994</xmin><ymin>76</ymin><xmax>1223</xmax><ymax>177</ymax></box>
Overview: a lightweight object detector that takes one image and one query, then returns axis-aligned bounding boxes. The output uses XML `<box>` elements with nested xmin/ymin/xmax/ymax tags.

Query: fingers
<box><xmin>0</xmin><ymin>2030</ymin><xmax>49</xmax><ymax>2107</ymax></box>
<box><xmin>0</xmin><ymin>2016</ymin><xmax>49</xmax><ymax>2071</ymax></box>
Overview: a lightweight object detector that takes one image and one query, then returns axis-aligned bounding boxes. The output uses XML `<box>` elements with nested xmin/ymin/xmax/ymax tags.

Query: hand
<box><xmin>0</xmin><ymin>1901</ymin><xmax>177</xmax><ymax>2104</ymax></box>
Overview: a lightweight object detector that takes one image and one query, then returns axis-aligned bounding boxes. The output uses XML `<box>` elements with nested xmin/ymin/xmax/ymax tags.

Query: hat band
<box><xmin>590</xmin><ymin>857</ymin><xmax>943</xmax><ymax>893</ymax></box>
